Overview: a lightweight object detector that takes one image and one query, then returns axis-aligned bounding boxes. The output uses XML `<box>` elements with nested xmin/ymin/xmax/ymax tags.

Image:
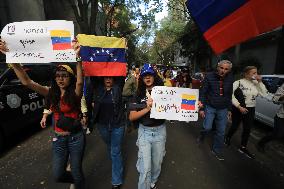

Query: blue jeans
<box><xmin>52</xmin><ymin>131</ymin><xmax>85</xmax><ymax>189</ymax></box>
<box><xmin>136</xmin><ymin>124</ymin><xmax>166</xmax><ymax>189</ymax></box>
<box><xmin>201</xmin><ymin>105</ymin><xmax>228</xmax><ymax>154</ymax></box>
<box><xmin>97</xmin><ymin>124</ymin><xmax>125</xmax><ymax>185</ymax></box>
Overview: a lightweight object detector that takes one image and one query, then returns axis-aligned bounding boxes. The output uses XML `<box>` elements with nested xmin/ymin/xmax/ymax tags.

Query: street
<box><xmin>0</xmin><ymin>121</ymin><xmax>284</xmax><ymax>189</ymax></box>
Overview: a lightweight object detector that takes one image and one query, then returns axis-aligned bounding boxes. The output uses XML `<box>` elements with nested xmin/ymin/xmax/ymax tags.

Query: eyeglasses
<box><xmin>55</xmin><ymin>74</ymin><xmax>69</xmax><ymax>79</ymax></box>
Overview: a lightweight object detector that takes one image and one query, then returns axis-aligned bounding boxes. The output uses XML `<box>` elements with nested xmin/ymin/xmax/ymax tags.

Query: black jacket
<box><xmin>92</xmin><ymin>78</ymin><xmax>125</xmax><ymax>127</ymax></box>
<box><xmin>200</xmin><ymin>72</ymin><xmax>233</xmax><ymax>110</ymax></box>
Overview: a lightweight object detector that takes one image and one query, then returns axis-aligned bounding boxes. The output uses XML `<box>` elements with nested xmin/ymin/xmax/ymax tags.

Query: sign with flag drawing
<box><xmin>77</xmin><ymin>34</ymin><xmax>127</xmax><ymax>76</ymax></box>
<box><xmin>1</xmin><ymin>20</ymin><xmax>76</xmax><ymax>63</ymax></box>
<box><xmin>186</xmin><ymin>0</ymin><xmax>284</xmax><ymax>54</ymax></box>
<box><xmin>150</xmin><ymin>86</ymin><xmax>199</xmax><ymax>122</ymax></box>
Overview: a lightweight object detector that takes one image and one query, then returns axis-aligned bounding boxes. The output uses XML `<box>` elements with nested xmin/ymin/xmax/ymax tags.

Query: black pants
<box><xmin>226</xmin><ymin>106</ymin><xmax>255</xmax><ymax>147</ymax></box>
<box><xmin>258</xmin><ymin>116</ymin><xmax>284</xmax><ymax>146</ymax></box>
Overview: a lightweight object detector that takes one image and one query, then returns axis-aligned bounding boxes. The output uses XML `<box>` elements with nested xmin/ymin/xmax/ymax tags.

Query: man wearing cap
<box><xmin>197</xmin><ymin>60</ymin><xmax>233</xmax><ymax>161</ymax></box>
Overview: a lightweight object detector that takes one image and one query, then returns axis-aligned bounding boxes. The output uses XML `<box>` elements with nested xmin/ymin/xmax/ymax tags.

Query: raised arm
<box><xmin>0</xmin><ymin>40</ymin><xmax>49</xmax><ymax>96</ymax></box>
<box><xmin>73</xmin><ymin>40</ymin><xmax>84</xmax><ymax>97</ymax></box>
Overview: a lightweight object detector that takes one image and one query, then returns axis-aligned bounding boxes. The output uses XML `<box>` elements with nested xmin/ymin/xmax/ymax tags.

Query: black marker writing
<box><xmin>12</xmin><ymin>52</ymin><xmax>44</xmax><ymax>59</ymax></box>
<box><xmin>20</xmin><ymin>39</ymin><xmax>36</xmax><ymax>48</ymax></box>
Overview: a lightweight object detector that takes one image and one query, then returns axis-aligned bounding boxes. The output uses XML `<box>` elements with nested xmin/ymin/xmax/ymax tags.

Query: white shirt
<box><xmin>232</xmin><ymin>78</ymin><xmax>268</xmax><ymax>108</ymax></box>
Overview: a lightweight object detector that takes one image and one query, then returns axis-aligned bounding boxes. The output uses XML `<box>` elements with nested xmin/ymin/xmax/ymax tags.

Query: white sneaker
<box><xmin>70</xmin><ymin>184</ymin><xmax>75</xmax><ymax>189</ymax></box>
<box><xmin>86</xmin><ymin>128</ymin><xmax>91</xmax><ymax>135</ymax></box>
<box><xmin>66</xmin><ymin>163</ymin><xmax>71</xmax><ymax>171</ymax></box>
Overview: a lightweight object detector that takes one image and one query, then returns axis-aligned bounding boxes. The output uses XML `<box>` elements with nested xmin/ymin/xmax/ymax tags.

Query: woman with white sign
<box><xmin>0</xmin><ymin>39</ymin><xmax>85</xmax><ymax>189</ymax></box>
<box><xmin>129</xmin><ymin>63</ymin><xmax>166</xmax><ymax>189</ymax></box>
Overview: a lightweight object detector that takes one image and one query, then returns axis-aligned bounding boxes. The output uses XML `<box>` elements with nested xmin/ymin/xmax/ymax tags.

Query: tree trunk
<box><xmin>89</xmin><ymin>0</ymin><xmax>99</xmax><ymax>34</ymax></box>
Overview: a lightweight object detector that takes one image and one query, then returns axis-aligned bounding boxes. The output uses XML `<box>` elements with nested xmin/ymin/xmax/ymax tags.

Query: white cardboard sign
<box><xmin>1</xmin><ymin>20</ymin><xmax>76</xmax><ymax>63</ymax></box>
<box><xmin>150</xmin><ymin>86</ymin><xmax>199</xmax><ymax>121</ymax></box>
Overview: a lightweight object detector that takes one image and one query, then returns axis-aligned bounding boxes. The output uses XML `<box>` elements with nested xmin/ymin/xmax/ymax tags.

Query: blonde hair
<box><xmin>243</xmin><ymin>66</ymin><xmax>257</xmax><ymax>74</ymax></box>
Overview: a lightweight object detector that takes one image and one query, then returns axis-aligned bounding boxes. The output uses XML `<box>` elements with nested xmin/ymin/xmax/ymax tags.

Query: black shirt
<box><xmin>130</xmin><ymin>90</ymin><xmax>165</xmax><ymax>127</ymax></box>
<box><xmin>97</xmin><ymin>90</ymin><xmax>114</xmax><ymax>124</ymax></box>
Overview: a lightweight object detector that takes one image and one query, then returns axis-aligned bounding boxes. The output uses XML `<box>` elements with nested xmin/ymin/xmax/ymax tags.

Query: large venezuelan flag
<box><xmin>186</xmin><ymin>0</ymin><xmax>284</xmax><ymax>54</ymax></box>
<box><xmin>181</xmin><ymin>94</ymin><xmax>196</xmax><ymax>110</ymax></box>
<box><xmin>77</xmin><ymin>34</ymin><xmax>127</xmax><ymax>76</ymax></box>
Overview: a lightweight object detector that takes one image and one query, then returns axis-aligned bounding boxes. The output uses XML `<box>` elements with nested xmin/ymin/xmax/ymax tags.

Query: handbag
<box><xmin>234</xmin><ymin>80</ymin><xmax>246</xmax><ymax>108</ymax></box>
<box><xmin>56</xmin><ymin>110</ymin><xmax>82</xmax><ymax>133</ymax></box>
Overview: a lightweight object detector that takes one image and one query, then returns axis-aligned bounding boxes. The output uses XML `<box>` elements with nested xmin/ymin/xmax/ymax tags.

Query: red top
<box><xmin>51</xmin><ymin>98</ymin><xmax>80</xmax><ymax>132</ymax></box>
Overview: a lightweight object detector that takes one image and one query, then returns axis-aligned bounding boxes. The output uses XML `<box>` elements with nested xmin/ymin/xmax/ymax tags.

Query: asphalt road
<box><xmin>0</xmin><ymin>121</ymin><xmax>284</xmax><ymax>189</ymax></box>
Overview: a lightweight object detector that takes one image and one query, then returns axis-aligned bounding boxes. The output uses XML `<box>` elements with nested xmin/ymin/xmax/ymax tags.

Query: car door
<box><xmin>0</xmin><ymin>68</ymin><xmax>45</xmax><ymax>135</ymax></box>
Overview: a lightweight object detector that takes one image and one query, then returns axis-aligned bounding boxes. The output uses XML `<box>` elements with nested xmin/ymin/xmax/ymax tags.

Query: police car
<box><xmin>255</xmin><ymin>75</ymin><xmax>284</xmax><ymax>127</ymax></box>
<box><xmin>0</xmin><ymin>63</ymin><xmax>53</xmax><ymax>152</ymax></box>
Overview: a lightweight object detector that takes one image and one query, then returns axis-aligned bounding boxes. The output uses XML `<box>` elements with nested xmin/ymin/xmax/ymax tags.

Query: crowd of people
<box><xmin>0</xmin><ymin>38</ymin><xmax>283</xmax><ymax>189</ymax></box>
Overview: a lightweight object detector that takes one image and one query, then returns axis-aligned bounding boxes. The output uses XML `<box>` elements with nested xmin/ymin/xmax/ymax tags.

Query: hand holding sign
<box><xmin>0</xmin><ymin>39</ymin><xmax>9</xmax><ymax>54</ymax></box>
<box><xmin>1</xmin><ymin>20</ymin><xmax>76</xmax><ymax>63</ymax></box>
<box><xmin>150</xmin><ymin>86</ymin><xmax>199</xmax><ymax>122</ymax></box>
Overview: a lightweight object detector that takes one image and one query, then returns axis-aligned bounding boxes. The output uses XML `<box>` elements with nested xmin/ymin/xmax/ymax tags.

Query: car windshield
<box><xmin>262</xmin><ymin>76</ymin><xmax>284</xmax><ymax>94</ymax></box>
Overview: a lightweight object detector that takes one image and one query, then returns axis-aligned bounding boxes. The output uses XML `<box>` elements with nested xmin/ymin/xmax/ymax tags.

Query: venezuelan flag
<box><xmin>77</xmin><ymin>34</ymin><xmax>127</xmax><ymax>76</ymax></box>
<box><xmin>181</xmin><ymin>94</ymin><xmax>196</xmax><ymax>110</ymax></box>
<box><xmin>50</xmin><ymin>30</ymin><xmax>72</xmax><ymax>50</ymax></box>
<box><xmin>186</xmin><ymin>0</ymin><xmax>284</xmax><ymax>54</ymax></box>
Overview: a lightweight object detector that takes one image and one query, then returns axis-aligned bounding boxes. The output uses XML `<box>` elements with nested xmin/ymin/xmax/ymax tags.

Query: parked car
<box><xmin>255</xmin><ymin>75</ymin><xmax>284</xmax><ymax>127</ymax></box>
<box><xmin>0</xmin><ymin>63</ymin><xmax>54</xmax><ymax>151</ymax></box>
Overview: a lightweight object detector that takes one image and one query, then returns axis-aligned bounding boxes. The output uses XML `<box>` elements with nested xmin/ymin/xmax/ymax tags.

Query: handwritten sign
<box><xmin>150</xmin><ymin>86</ymin><xmax>199</xmax><ymax>122</ymax></box>
<box><xmin>1</xmin><ymin>20</ymin><xmax>76</xmax><ymax>63</ymax></box>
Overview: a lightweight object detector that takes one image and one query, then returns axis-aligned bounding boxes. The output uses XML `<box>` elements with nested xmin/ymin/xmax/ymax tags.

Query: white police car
<box><xmin>255</xmin><ymin>75</ymin><xmax>284</xmax><ymax>127</ymax></box>
<box><xmin>0</xmin><ymin>63</ymin><xmax>53</xmax><ymax>151</ymax></box>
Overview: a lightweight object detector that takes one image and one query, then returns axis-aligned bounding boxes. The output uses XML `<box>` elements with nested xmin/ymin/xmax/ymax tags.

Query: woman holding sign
<box><xmin>129</xmin><ymin>63</ymin><xmax>165</xmax><ymax>189</ymax></box>
<box><xmin>0</xmin><ymin>39</ymin><xmax>85</xmax><ymax>189</ymax></box>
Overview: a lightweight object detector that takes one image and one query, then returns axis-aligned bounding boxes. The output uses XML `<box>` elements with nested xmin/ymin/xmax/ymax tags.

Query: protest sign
<box><xmin>1</xmin><ymin>20</ymin><xmax>76</xmax><ymax>63</ymax></box>
<box><xmin>150</xmin><ymin>86</ymin><xmax>199</xmax><ymax>122</ymax></box>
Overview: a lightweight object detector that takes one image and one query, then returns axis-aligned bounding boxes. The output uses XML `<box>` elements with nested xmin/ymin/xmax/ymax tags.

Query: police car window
<box><xmin>277</xmin><ymin>78</ymin><xmax>284</xmax><ymax>88</ymax></box>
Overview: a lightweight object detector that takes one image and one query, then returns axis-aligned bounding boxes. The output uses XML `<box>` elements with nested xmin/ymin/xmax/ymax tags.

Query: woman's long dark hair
<box><xmin>45</xmin><ymin>66</ymin><xmax>80</xmax><ymax>112</ymax></box>
<box><xmin>136</xmin><ymin>74</ymin><xmax>164</xmax><ymax>98</ymax></box>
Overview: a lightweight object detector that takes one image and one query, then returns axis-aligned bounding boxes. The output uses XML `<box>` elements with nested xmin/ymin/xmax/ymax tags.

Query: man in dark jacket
<box><xmin>198</xmin><ymin>60</ymin><xmax>233</xmax><ymax>161</ymax></box>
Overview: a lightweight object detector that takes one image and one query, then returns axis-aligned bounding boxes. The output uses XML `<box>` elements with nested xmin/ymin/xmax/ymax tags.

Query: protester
<box><xmin>197</xmin><ymin>60</ymin><xmax>233</xmax><ymax>161</ymax></box>
<box><xmin>123</xmin><ymin>65</ymin><xmax>140</xmax><ymax>132</ymax></box>
<box><xmin>91</xmin><ymin>76</ymin><xmax>125</xmax><ymax>189</ymax></box>
<box><xmin>163</xmin><ymin>69</ymin><xmax>173</xmax><ymax>87</ymax></box>
<box><xmin>129</xmin><ymin>63</ymin><xmax>165</xmax><ymax>189</ymax></box>
<box><xmin>152</xmin><ymin>64</ymin><xmax>164</xmax><ymax>86</ymax></box>
<box><xmin>0</xmin><ymin>39</ymin><xmax>85</xmax><ymax>189</ymax></box>
<box><xmin>224</xmin><ymin>66</ymin><xmax>267</xmax><ymax>158</ymax></box>
<box><xmin>257</xmin><ymin>83</ymin><xmax>284</xmax><ymax>152</ymax></box>
<box><xmin>176</xmin><ymin>71</ymin><xmax>192</xmax><ymax>88</ymax></box>
<box><xmin>152</xmin><ymin>64</ymin><xmax>163</xmax><ymax>80</ymax></box>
